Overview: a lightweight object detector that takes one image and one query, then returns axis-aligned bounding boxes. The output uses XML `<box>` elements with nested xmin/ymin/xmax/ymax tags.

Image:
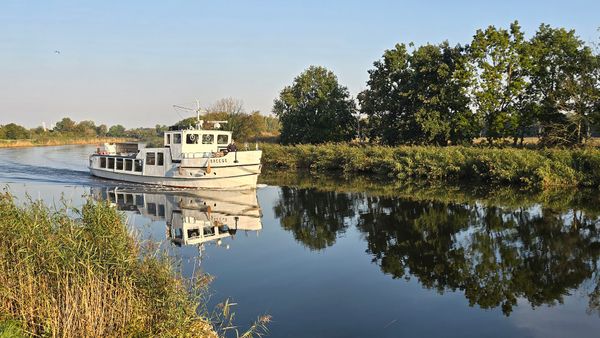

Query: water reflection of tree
<box><xmin>273</xmin><ymin>187</ymin><xmax>357</xmax><ymax>250</ymax></box>
<box><xmin>358</xmin><ymin>197</ymin><xmax>600</xmax><ymax>315</ymax></box>
<box><xmin>273</xmin><ymin>187</ymin><xmax>600</xmax><ymax>315</ymax></box>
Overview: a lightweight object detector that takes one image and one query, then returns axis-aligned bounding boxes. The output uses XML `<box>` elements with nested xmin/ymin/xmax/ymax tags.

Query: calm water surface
<box><xmin>1</xmin><ymin>145</ymin><xmax>600</xmax><ymax>338</ymax></box>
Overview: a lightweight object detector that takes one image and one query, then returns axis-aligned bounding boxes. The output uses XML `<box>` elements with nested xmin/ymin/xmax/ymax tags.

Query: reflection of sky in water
<box><xmin>1</xmin><ymin>145</ymin><xmax>600</xmax><ymax>337</ymax></box>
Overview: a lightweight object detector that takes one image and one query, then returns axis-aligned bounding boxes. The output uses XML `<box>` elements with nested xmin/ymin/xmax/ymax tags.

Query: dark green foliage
<box><xmin>355</xmin><ymin>21</ymin><xmax>599</xmax><ymax>146</ymax></box>
<box><xmin>0</xmin><ymin>123</ymin><xmax>30</xmax><ymax>139</ymax></box>
<box><xmin>528</xmin><ymin>24</ymin><xmax>600</xmax><ymax>145</ymax></box>
<box><xmin>469</xmin><ymin>21</ymin><xmax>529</xmax><ymax>144</ymax></box>
<box><xmin>261</xmin><ymin>143</ymin><xmax>600</xmax><ymax>188</ymax></box>
<box><xmin>274</xmin><ymin>66</ymin><xmax>357</xmax><ymax>144</ymax></box>
<box><xmin>107</xmin><ymin>124</ymin><xmax>126</xmax><ymax>137</ymax></box>
<box><xmin>53</xmin><ymin>117</ymin><xmax>76</xmax><ymax>132</ymax></box>
<box><xmin>359</xmin><ymin>42</ymin><xmax>476</xmax><ymax>145</ymax></box>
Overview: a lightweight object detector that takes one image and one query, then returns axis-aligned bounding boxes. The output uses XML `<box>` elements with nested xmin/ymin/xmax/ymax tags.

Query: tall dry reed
<box><xmin>0</xmin><ymin>193</ymin><xmax>218</xmax><ymax>337</ymax></box>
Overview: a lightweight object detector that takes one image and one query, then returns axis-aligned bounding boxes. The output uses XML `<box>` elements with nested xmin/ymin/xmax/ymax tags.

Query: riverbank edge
<box><xmin>0</xmin><ymin>137</ymin><xmax>132</xmax><ymax>148</ymax></box>
<box><xmin>260</xmin><ymin>143</ymin><xmax>600</xmax><ymax>189</ymax></box>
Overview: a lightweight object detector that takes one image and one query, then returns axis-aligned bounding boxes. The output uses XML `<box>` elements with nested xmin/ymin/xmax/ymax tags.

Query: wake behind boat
<box><xmin>89</xmin><ymin>118</ymin><xmax>262</xmax><ymax>189</ymax></box>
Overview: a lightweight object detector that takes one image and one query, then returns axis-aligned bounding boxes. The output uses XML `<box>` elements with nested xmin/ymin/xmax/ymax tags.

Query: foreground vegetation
<box><xmin>0</xmin><ymin>193</ymin><xmax>217</xmax><ymax>337</ymax></box>
<box><xmin>261</xmin><ymin>143</ymin><xmax>600</xmax><ymax>188</ymax></box>
<box><xmin>0</xmin><ymin>194</ymin><xmax>270</xmax><ymax>337</ymax></box>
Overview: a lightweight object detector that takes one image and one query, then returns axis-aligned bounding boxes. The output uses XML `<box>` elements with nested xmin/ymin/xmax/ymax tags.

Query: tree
<box><xmin>469</xmin><ymin>21</ymin><xmax>529</xmax><ymax>144</ymax></box>
<box><xmin>107</xmin><ymin>125</ymin><xmax>126</xmax><ymax>137</ymax></box>
<box><xmin>75</xmin><ymin>120</ymin><xmax>97</xmax><ymax>137</ymax></box>
<box><xmin>0</xmin><ymin>123</ymin><xmax>30</xmax><ymax>139</ymax></box>
<box><xmin>359</xmin><ymin>42</ymin><xmax>477</xmax><ymax>145</ymax></box>
<box><xmin>273</xmin><ymin>66</ymin><xmax>357</xmax><ymax>144</ymax></box>
<box><xmin>528</xmin><ymin>24</ymin><xmax>600</xmax><ymax>145</ymax></box>
<box><xmin>96</xmin><ymin>124</ymin><xmax>108</xmax><ymax>136</ymax></box>
<box><xmin>53</xmin><ymin>117</ymin><xmax>76</xmax><ymax>133</ymax></box>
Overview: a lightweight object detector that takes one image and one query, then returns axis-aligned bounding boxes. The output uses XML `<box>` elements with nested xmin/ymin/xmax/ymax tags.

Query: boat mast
<box><xmin>195</xmin><ymin>99</ymin><xmax>203</xmax><ymax>129</ymax></box>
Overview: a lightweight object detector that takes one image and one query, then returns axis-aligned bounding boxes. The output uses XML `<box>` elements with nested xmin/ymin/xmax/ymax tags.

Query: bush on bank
<box><xmin>261</xmin><ymin>143</ymin><xmax>600</xmax><ymax>188</ymax></box>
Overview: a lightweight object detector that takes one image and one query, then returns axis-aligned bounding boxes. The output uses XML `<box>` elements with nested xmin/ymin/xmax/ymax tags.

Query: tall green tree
<box><xmin>75</xmin><ymin>120</ymin><xmax>97</xmax><ymax>137</ymax></box>
<box><xmin>359</xmin><ymin>42</ymin><xmax>476</xmax><ymax>145</ymax></box>
<box><xmin>358</xmin><ymin>44</ymin><xmax>413</xmax><ymax>144</ymax></box>
<box><xmin>469</xmin><ymin>21</ymin><xmax>529</xmax><ymax>144</ymax></box>
<box><xmin>0</xmin><ymin>123</ymin><xmax>30</xmax><ymax>139</ymax></box>
<box><xmin>528</xmin><ymin>24</ymin><xmax>600</xmax><ymax>144</ymax></box>
<box><xmin>53</xmin><ymin>117</ymin><xmax>76</xmax><ymax>133</ymax></box>
<box><xmin>273</xmin><ymin>66</ymin><xmax>357</xmax><ymax>144</ymax></box>
<box><xmin>107</xmin><ymin>125</ymin><xmax>126</xmax><ymax>137</ymax></box>
<box><xmin>96</xmin><ymin>124</ymin><xmax>108</xmax><ymax>136</ymax></box>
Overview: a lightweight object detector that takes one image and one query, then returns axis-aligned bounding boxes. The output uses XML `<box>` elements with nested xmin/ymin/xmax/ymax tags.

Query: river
<box><xmin>1</xmin><ymin>145</ymin><xmax>600</xmax><ymax>338</ymax></box>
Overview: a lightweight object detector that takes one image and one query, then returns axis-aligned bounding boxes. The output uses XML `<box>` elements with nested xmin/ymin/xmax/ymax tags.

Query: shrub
<box><xmin>261</xmin><ymin>143</ymin><xmax>600</xmax><ymax>188</ymax></box>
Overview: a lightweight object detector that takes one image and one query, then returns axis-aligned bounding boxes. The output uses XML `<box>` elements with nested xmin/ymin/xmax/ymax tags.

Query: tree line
<box><xmin>1</xmin><ymin>98</ymin><xmax>281</xmax><ymax>144</ymax></box>
<box><xmin>174</xmin><ymin>97</ymin><xmax>280</xmax><ymax>143</ymax></box>
<box><xmin>274</xmin><ymin>22</ymin><xmax>600</xmax><ymax>146</ymax></box>
<box><xmin>0</xmin><ymin>117</ymin><xmax>168</xmax><ymax>143</ymax></box>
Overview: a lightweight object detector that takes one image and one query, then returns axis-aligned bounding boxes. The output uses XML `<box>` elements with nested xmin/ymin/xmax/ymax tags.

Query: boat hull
<box><xmin>90</xmin><ymin>165</ymin><xmax>260</xmax><ymax>189</ymax></box>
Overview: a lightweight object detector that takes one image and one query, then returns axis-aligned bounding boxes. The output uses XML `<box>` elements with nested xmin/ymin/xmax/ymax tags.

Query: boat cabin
<box><xmin>163</xmin><ymin>129</ymin><xmax>233</xmax><ymax>159</ymax></box>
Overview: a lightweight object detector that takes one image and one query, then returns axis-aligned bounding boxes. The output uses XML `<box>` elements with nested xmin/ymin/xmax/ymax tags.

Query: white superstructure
<box><xmin>89</xmin><ymin>120</ymin><xmax>262</xmax><ymax>189</ymax></box>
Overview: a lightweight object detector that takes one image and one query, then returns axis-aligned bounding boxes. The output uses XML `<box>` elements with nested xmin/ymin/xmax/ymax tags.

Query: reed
<box><xmin>0</xmin><ymin>193</ymin><xmax>218</xmax><ymax>337</ymax></box>
<box><xmin>261</xmin><ymin>143</ymin><xmax>600</xmax><ymax>188</ymax></box>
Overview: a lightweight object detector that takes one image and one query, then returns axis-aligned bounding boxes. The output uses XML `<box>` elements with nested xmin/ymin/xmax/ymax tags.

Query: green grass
<box><xmin>261</xmin><ymin>143</ymin><xmax>600</xmax><ymax>189</ymax></box>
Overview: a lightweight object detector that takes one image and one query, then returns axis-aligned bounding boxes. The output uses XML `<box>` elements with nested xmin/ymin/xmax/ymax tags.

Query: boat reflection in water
<box><xmin>92</xmin><ymin>187</ymin><xmax>262</xmax><ymax>254</ymax></box>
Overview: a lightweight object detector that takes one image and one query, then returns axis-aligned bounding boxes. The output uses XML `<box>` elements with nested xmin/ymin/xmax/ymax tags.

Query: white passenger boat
<box><xmin>89</xmin><ymin>120</ymin><xmax>262</xmax><ymax>189</ymax></box>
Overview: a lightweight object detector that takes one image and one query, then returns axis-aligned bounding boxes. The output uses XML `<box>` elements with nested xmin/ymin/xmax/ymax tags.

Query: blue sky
<box><xmin>1</xmin><ymin>0</ymin><xmax>598</xmax><ymax>127</ymax></box>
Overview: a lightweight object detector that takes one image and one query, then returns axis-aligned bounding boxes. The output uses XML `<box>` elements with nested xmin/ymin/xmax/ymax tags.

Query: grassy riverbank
<box><xmin>261</xmin><ymin>143</ymin><xmax>600</xmax><ymax>188</ymax></box>
<box><xmin>0</xmin><ymin>193</ymin><xmax>218</xmax><ymax>337</ymax></box>
<box><xmin>0</xmin><ymin>137</ymin><xmax>131</xmax><ymax>148</ymax></box>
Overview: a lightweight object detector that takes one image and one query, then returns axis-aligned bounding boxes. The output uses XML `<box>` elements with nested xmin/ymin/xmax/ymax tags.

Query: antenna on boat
<box><xmin>195</xmin><ymin>99</ymin><xmax>202</xmax><ymax>129</ymax></box>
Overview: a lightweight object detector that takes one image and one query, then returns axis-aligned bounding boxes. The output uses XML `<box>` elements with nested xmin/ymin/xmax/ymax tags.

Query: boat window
<box><xmin>157</xmin><ymin>152</ymin><xmax>164</xmax><ymax>166</ymax></box>
<box><xmin>100</xmin><ymin>157</ymin><xmax>106</xmax><ymax>168</ymax></box>
<box><xmin>146</xmin><ymin>152</ymin><xmax>156</xmax><ymax>165</ymax></box>
<box><xmin>166</xmin><ymin>134</ymin><xmax>171</xmax><ymax>144</ymax></box>
<box><xmin>186</xmin><ymin>133</ymin><xmax>199</xmax><ymax>144</ymax></box>
<box><xmin>217</xmin><ymin>134</ymin><xmax>229</xmax><ymax>144</ymax></box>
<box><xmin>147</xmin><ymin>202</ymin><xmax>157</xmax><ymax>216</ymax></box>
<box><xmin>108</xmin><ymin>157</ymin><xmax>115</xmax><ymax>169</ymax></box>
<box><xmin>174</xmin><ymin>228</ymin><xmax>183</xmax><ymax>240</ymax></box>
<box><xmin>173</xmin><ymin>133</ymin><xmax>182</xmax><ymax>144</ymax></box>
<box><xmin>187</xmin><ymin>228</ymin><xmax>201</xmax><ymax>239</ymax></box>
<box><xmin>135</xmin><ymin>160</ymin><xmax>143</xmax><ymax>172</ymax></box>
<box><xmin>158</xmin><ymin>204</ymin><xmax>165</xmax><ymax>217</ymax></box>
<box><xmin>116</xmin><ymin>158</ymin><xmax>124</xmax><ymax>170</ymax></box>
<box><xmin>202</xmin><ymin>134</ymin><xmax>215</xmax><ymax>144</ymax></box>
<box><xmin>125</xmin><ymin>159</ymin><xmax>133</xmax><ymax>171</ymax></box>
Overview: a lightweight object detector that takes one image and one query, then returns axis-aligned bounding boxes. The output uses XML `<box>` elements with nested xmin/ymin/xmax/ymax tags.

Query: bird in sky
<box><xmin>54</xmin><ymin>50</ymin><xmax>60</xmax><ymax>54</ymax></box>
